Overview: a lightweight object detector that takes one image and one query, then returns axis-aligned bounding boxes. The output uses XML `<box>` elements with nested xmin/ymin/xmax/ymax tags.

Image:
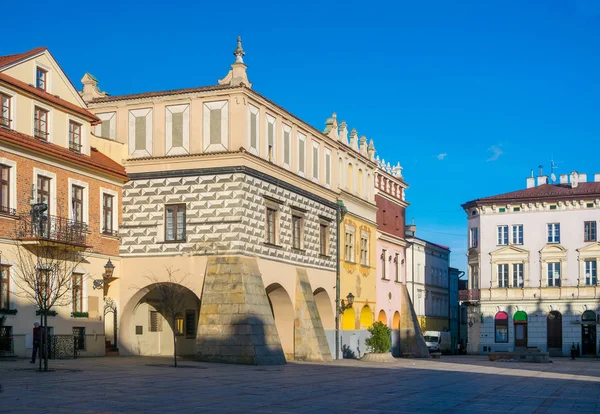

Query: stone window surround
<box><xmin>296</xmin><ymin>132</ymin><xmax>306</xmax><ymax>177</ymax></box>
<box><xmin>539</xmin><ymin>244</ymin><xmax>567</xmax><ymax>288</ymax></box>
<box><xmin>264</xmin><ymin>197</ymin><xmax>281</xmax><ymax>246</ymax></box>
<box><xmin>33</xmin><ymin>167</ymin><xmax>57</xmax><ymax>216</ymax></box>
<box><xmin>281</xmin><ymin>123</ymin><xmax>292</xmax><ymax>170</ymax></box>
<box><xmin>265</xmin><ymin>113</ymin><xmax>276</xmax><ymax>163</ymax></box>
<box><xmin>128</xmin><ymin>108</ymin><xmax>153</xmax><ymax>158</ymax></box>
<box><xmin>32</xmin><ymin>100</ymin><xmax>53</xmax><ymax>143</ymax></box>
<box><xmin>247</xmin><ymin>103</ymin><xmax>259</xmax><ymax>155</ymax></box>
<box><xmin>344</xmin><ymin>225</ymin><xmax>355</xmax><ymax>263</ymax></box>
<box><xmin>203</xmin><ymin>100</ymin><xmax>229</xmax><ymax>153</ymax></box>
<box><xmin>99</xmin><ymin>187</ymin><xmax>119</xmax><ymax>235</ymax></box>
<box><xmin>94</xmin><ymin>111</ymin><xmax>116</xmax><ymax>140</ymax></box>
<box><xmin>165</xmin><ymin>104</ymin><xmax>190</xmax><ymax>156</ymax></box>
<box><xmin>33</xmin><ymin>61</ymin><xmax>52</xmax><ymax>93</ymax></box>
<box><xmin>65</xmin><ymin>113</ymin><xmax>87</xmax><ymax>155</ymax></box>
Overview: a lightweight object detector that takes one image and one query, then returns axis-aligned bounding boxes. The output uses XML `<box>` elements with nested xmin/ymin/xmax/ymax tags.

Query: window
<box><xmin>96</xmin><ymin>112</ymin><xmax>116</xmax><ymax>140</ymax></box>
<box><xmin>512</xmin><ymin>263</ymin><xmax>524</xmax><ymax>288</ymax></box>
<box><xmin>511</xmin><ymin>225</ymin><xmax>523</xmax><ymax>245</ymax></box>
<box><xmin>360</xmin><ymin>235</ymin><xmax>368</xmax><ymax>266</ymax></box>
<box><xmin>547</xmin><ymin>223</ymin><xmax>560</xmax><ymax>244</ymax></box>
<box><xmin>345</xmin><ymin>230</ymin><xmax>354</xmax><ymax>262</ymax></box>
<box><xmin>499</xmin><ymin>207</ymin><xmax>506</xmax><ymax>213</ymax></box>
<box><xmin>129</xmin><ymin>108</ymin><xmax>153</xmax><ymax>157</ymax></box>
<box><xmin>68</xmin><ymin>121</ymin><xmax>82</xmax><ymax>153</ymax></box>
<box><xmin>149</xmin><ymin>310</ymin><xmax>162</xmax><ymax>332</ymax></box>
<box><xmin>319</xmin><ymin>223</ymin><xmax>329</xmax><ymax>256</ymax></box>
<box><xmin>0</xmin><ymin>164</ymin><xmax>9</xmax><ymax>214</ymax></box>
<box><xmin>549</xmin><ymin>205</ymin><xmax>557</xmax><ymax>210</ymax></box>
<box><xmin>73</xmin><ymin>327</ymin><xmax>85</xmax><ymax>350</ymax></box>
<box><xmin>381</xmin><ymin>249</ymin><xmax>387</xmax><ymax>279</ymax></box>
<box><xmin>325</xmin><ymin>149</ymin><xmax>331</xmax><ymax>187</ymax></box>
<box><xmin>72</xmin><ymin>273</ymin><xmax>83</xmax><ymax>313</ymax></box>
<box><xmin>0</xmin><ymin>266</ymin><xmax>9</xmax><ymax>309</ymax></box>
<box><xmin>36</xmin><ymin>67</ymin><xmax>47</xmax><ymax>90</ymax></box>
<box><xmin>470</xmin><ymin>265</ymin><xmax>479</xmax><ymax>289</ymax></box>
<box><xmin>203</xmin><ymin>101</ymin><xmax>228</xmax><ymax>152</ymax></box>
<box><xmin>34</xmin><ymin>107</ymin><xmax>48</xmax><ymax>139</ymax></box>
<box><xmin>102</xmin><ymin>194</ymin><xmax>114</xmax><ymax>234</ymax></box>
<box><xmin>248</xmin><ymin>104</ymin><xmax>259</xmax><ymax>154</ymax></box>
<box><xmin>185</xmin><ymin>310</ymin><xmax>196</xmax><ymax>338</ymax></box>
<box><xmin>494</xmin><ymin>312</ymin><xmax>508</xmax><ymax>343</ymax></box>
<box><xmin>497</xmin><ymin>225</ymin><xmax>508</xmax><ymax>245</ymax></box>
<box><xmin>498</xmin><ymin>264</ymin><xmax>508</xmax><ymax>288</ymax></box>
<box><xmin>165</xmin><ymin>204</ymin><xmax>186</xmax><ymax>242</ymax></box>
<box><xmin>469</xmin><ymin>228</ymin><xmax>478</xmax><ymax>248</ymax></box>
<box><xmin>585</xmin><ymin>261</ymin><xmax>597</xmax><ymax>286</ymax></box>
<box><xmin>37</xmin><ymin>175</ymin><xmax>51</xmax><ymax>215</ymax></box>
<box><xmin>71</xmin><ymin>185</ymin><xmax>83</xmax><ymax>223</ymax></box>
<box><xmin>266</xmin><ymin>114</ymin><xmax>276</xmax><ymax>162</ymax></box>
<box><xmin>175</xmin><ymin>314</ymin><xmax>184</xmax><ymax>335</ymax></box>
<box><xmin>547</xmin><ymin>262</ymin><xmax>561</xmax><ymax>287</ymax></box>
<box><xmin>265</xmin><ymin>207</ymin><xmax>277</xmax><ymax>245</ymax></box>
<box><xmin>292</xmin><ymin>215</ymin><xmax>302</xmax><ymax>249</ymax></box>
<box><xmin>395</xmin><ymin>254</ymin><xmax>400</xmax><ymax>282</ymax></box>
<box><xmin>584</xmin><ymin>221</ymin><xmax>597</xmax><ymax>242</ymax></box>
<box><xmin>0</xmin><ymin>93</ymin><xmax>10</xmax><ymax>127</ymax></box>
<box><xmin>513</xmin><ymin>207</ymin><xmax>521</xmax><ymax>212</ymax></box>
<box><xmin>166</xmin><ymin>104</ymin><xmax>189</xmax><ymax>155</ymax></box>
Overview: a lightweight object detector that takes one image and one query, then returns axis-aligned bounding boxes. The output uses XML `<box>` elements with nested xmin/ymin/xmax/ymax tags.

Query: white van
<box><xmin>423</xmin><ymin>331</ymin><xmax>451</xmax><ymax>354</ymax></box>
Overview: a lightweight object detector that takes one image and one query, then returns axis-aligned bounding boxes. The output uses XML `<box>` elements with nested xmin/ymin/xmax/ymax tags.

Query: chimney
<box><xmin>595</xmin><ymin>173</ymin><xmax>600</xmax><ymax>182</ymax></box>
<box><xmin>218</xmin><ymin>36</ymin><xmax>252</xmax><ymax>88</ymax></box>
<box><xmin>560</xmin><ymin>174</ymin><xmax>568</xmax><ymax>184</ymax></box>
<box><xmin>526</xmin><ymin>177</ymin><xmax>535</xmax><ymax>188</ymax></box>
<box><xmin>537</xmin><ymin>176</ymin><xmax>548</xmax><ymax>186</ymax></box>
<box><xmin>80</xmin><ymin>73</ymin><xmax>107</xmax><ymax>102</ymax></box>
<box><xmin>579</xmin><ymin>173</ymin><xmax>588</xmax><ymax>183</ymax></box>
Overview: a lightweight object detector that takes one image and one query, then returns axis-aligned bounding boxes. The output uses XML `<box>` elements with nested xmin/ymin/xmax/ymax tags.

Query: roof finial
<box><xmin>234</xmin><ymin>36</ymin><xmax>245</xmax><ymax>64</ymax></box>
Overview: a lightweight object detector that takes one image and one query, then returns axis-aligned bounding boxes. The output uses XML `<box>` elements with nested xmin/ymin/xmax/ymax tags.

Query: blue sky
<box><xmin>5</xmin><ymin>0</ymin><xmax>600</xmax><ymax>271</ymax></box>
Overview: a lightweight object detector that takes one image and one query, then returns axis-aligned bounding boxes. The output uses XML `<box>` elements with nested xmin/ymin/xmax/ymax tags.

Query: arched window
<box><xmin>495</xmin><ymin>311</ymin><xmax>508</xmax><ymax>343</ymax></box>
<box><xmin>582</xmin><ymin>310</ymin><xmax>596</xmax><ymax>322</ymax></box>
<box><xmin>338</xmin><ymin>158</ymin><xmax>343</xmax><ymax>189</ymax></box>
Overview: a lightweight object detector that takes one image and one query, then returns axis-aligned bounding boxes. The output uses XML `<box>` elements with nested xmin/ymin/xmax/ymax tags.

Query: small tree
<box><xmin>12</xmin><ymin>243</ymin><xmax>87</xmax><ymax>371</ymax></box>
<box><xmin>144</xmin><ymin>268</ymin><xmax>189</xmax><ymax>367</ymax></box>
<box><xmin>365</xmin><ymin>321</ymin><xmax>392</xmax><ymax>354</ymax></box>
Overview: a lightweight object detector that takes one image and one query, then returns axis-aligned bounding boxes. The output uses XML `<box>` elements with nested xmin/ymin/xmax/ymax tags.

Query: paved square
<box><xmin>1</xmin><ymin>356</ymin><xmax>600</xmax><ymax>413</ymax></box>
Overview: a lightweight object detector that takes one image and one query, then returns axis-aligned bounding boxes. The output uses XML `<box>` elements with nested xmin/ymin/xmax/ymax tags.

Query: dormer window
<box><xmin>36</xmin><ymin>67</ymin><xmax>47</xmax><ymax>91</ymax></box>
<box><xmin>69</xmin><ymin>121</ymin><xmax>82</xmax><ymax>153</ymax></box>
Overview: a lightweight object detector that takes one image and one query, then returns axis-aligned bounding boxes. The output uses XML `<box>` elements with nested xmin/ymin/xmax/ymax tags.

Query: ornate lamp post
<box><xmin>335</xmin><ymin>200</ymin><xmax>349</xmax><ymax>359</ymax></box>
<box><xmin>94</xmin><ymin>259</ymin><xmax>118</xmax><ymax>352</ymax></box>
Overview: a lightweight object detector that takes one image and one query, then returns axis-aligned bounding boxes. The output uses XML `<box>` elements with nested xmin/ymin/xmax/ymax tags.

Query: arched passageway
<box><xmin>360</xmin><ymin>305</ymin><xmax>373</xmax><ymax>329</ymax></box>
<box><xmin>582</xmin><ymin>310</ymin><xmax>597</xmax><ymax>355</ymax></box>
<box><xmin>266</xmin><ymin>283</ymin><xmax>295</xmax><ymax>360</ymax></box>
<box><xmin>313</xmin><ymin>288</ymin><xmax>334</xmax><ymax>330</ymax></box>
<box><xmin>120</xmin><ymin>283</ymin><xmax>200</xmax><ymax>356</ymax></box>
<box><xmin>377</xmin><ymin>310</ymin><xmax>387</xmax><ymax>325</ymax></box>
<box><xmin>547</xmin><ymin>311</ymin><xmax>562</xmax><ymax>354</ymax></box>
<box><xmin>392</xmin><ymin>311</ymin><xmax>400</xmax><ymax>330</ymax></box>
<box><xmin>342</xmin><ymin>308</ymin><xmax>355</xmax><ymax>330</ymax></box>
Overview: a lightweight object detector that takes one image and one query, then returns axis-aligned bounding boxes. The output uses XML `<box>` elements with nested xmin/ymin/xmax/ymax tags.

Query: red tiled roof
<box><xmin>0</xmin><ymin>127</ymin><xmax>127</xmax><ymax>181</ymax></box>
<box><xmin>90</xmin><ymin>84</ymin><xmax>239</xmax><ymax>103</ymax></box>
<box><xmin>0</xmin><ymin>47</ymin><xmax>47</xmax><ymax>68</ymax></box>
<box><xmin>463</xmin><ymin>182</ymin><xmax>600</xmax><ymax>208</ymax></box>
<box><xmin>0</xmin><ymin>72</ymin><xmax>100</xmax><ymax>124</ymax></box>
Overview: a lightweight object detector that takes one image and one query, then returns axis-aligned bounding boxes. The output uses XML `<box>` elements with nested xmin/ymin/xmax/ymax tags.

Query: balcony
<box><xmin>16</xmin><ymin>213</ymin><xmax>89</xmax><ymax>248</ymax></box>
<box><xmin>459</xmin><ymin>289</ymin><xmax>480</xmax><ymax>303</ymax></box>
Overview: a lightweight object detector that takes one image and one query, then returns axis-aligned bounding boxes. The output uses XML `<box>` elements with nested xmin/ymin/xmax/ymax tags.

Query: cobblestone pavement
<box><xmin>1</xmin><ymin>355</ymin><xmax>600</xmax><ymax>413</ymax></box>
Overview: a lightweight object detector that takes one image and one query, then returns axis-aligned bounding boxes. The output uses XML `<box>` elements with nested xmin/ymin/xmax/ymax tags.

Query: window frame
<box><xmin>71</xmin><ymin>185</ymin><xmax>84</xmax><ymax>223</ymax></box>
<box><xmin>175</xmin><ymin>313</ymin><xmax>184</xmax><ymax>336</ymax></box>
<box><xmin>164</xmin><ymin>204</ymin><xmax>186</xmax><ymax>242</ymax></box>
<box><xmin>297</xmin><ymin>132</ymin><xmax>306</xmax><ymax>177</ymax></box>
<box><xmin>291</xmin><ymin>214</ymin><xmax>303</xmax><ymax>250</ymax></box>
<box><xmin>72</xmin><ymin>272</ymin><xmax>83</xmax><ymax>313</ymax></box>
<box><xmin>319</xmin><ymin>221</ymin><xmax>330</xmax><ymax>256</ymax></box>
<box><xmin>547</xmin><ymin>223</ymin><xmax>560</xmax><ymax>244</ymax></box>
<box><xmin>102</xmin><ymin>193</ymin><xmax>114</xmax><ymax>235</ymax></box>
<box><xmin>34</xmin><ymin>106</ymin><xmax>49</xmax><ymax>139</ymax></box>
<box><xmin>344</xmin><ymin>227</ymin><xmax>355</xmax><ymax>263</ymax></box>
<box><xmin>0</xmin><ymin>265</ymin><xmax>10</xmax><ymax>310</ymax></box>
<box><xmin>585</xmin><ymin>260</ymin><xmax>597</xmax><ymax>286</ymax></box>
<box><xmin>265</xmin><ymin>206</ymin><xmax>278</xmax><ymax>245</ymax></box>
<box><xmin>36</xmin><ymin>67</ymin><xmax>47</xmax><ymax>91</ymax></box>
<box><xmin>37</xmin><ymin>175</ymin><xmax>52</xmax><ymax>215</ymax></box>
<box><xmin>469</xmin><ymin>227</ymin><xmax>479</xmax><ymax>248</ymax></box>
<box><xmin>547</xmin><ymin>262</ymin><xmax>561</xmax><ymax>287</ymax></box>
<box><xmin>0</xmin><ymin>93</ymin><xmax>10</xmax><ymax>128</ymax></box>
<box><xmin>360</xmin><ymin>234</ymin><xmax>369</xmax><ymax>266</ymax></box>
<box><xmin>381</xmin><ymin>249</ymin><xmax>387</xmax><ymax>280</ymax></box>
<box><xmin>584</xmin><ymin>221</ymin><xmax>597</xmax><ymax>242</ymax></box>
<box><xmin>512</xmin><ymin>263</ymin><xmax>524</xmax><ymax>288</ymax></box>
<box><xmin>68</xmin><ymin>120</ymin><xmax>82</xmax><ymax>153</ymax></box>
<box><xmin>497</xmin><ymin>225</ymin><xmax>508</xmax><ymax>246</ymax></box>
<box><xmin>511</xmin><ymin>224</ymin><xmax>523</xmax><ymax>245</ymax></box>
<box><xmin>0</xmin><ymin>164</ymin><xmax>10</xmax><ymax>214</ymax></box>
<box><xmin>497</xmin><ymin>264</ymin><xmax>509</xmax><ymax>288</ymax></box>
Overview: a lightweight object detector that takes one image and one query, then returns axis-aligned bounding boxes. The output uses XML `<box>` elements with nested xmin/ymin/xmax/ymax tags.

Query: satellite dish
<box><xmin>551</xmin><ymin>173</ymin><xmax>556</xmax><ymax>183</ymax></box>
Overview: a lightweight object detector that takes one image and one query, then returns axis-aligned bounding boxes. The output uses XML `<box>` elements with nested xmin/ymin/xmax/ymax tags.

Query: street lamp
<box><xmin>93</xmin><ymin>259</ymin><xmax>116</xmax><ymax>291</ymax></box>
<box><xmin>405</xmin><ymin>222</ymin><xmax>417</xmax><ymax>301</ymax></box>
<box><xmin>339</xmin><ymin>292</ymin><xmax>354</xmax><ymax>313</ymax></box>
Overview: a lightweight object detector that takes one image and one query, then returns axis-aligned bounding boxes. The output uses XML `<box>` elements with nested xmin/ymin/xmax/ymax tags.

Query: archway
<box><xmin>120</xmin><ymin>283</ymin><xmax>201</xmax><ymax>356</ymax></box>
<box><xmin>360</xmin><ymin>305</ymin><xmax>373</xmax><ymax>329</ymax></box>
<box><xmin>377</xmin><ymin>310</ymin><xmax>387</xmax><ymax>325</ymax></box>
<box><xmin>266</xmin><ymin>283</ymin><xmax>295</xmax><ymax>360</ymax></box>
<box><xmin>514</xmin><ymin>311</ymin><xmax>528</xmax><ymax>348</ymax></box>
<box><xmin>392</xmin><ymin>311</ymin><xmax>400</xmax><ymax>330</ymax></box>
<box><xmin>313</xmin><ymin>288</ymin><xmax>334</xmax><ymax>330</ymax></box>
<box><xmin>494</xmin><ymin>311</ymin><xmax>508</xmax><ymax>343</ymax></box>
<box><xmin>342</xmin><ymin>308</ymin><xmax>355</xmax><ymax>330</ymax></box>
<box><xmin>582</xmin><ymin>310</ymin><xmax>597</xmax><ymax>355</ymax></box>
<box><xmin>547</xmin><ymin>311</ymin><xmax>562</xmax><ymax>355</ymax></box>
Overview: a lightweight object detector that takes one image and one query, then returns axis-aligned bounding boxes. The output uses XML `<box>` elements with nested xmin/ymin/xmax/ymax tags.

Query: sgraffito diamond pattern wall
<box><xmin>121</xmin><ymin>171</ymin><xmax>337</xmax><ymax>270</ymax></box>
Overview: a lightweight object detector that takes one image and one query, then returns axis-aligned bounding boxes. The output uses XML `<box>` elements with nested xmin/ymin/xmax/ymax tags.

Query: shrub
<box><xmin>365</xmin><ymin>321</ymin><xmax>391</xmax><ymax>353</ymax></box>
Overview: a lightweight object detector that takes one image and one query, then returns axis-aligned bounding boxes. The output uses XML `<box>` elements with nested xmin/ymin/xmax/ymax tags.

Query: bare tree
<box><xmin>143</xmin><ymin>268</ymin><xmax>189</xmax><ymax>367</ymax></box>
<box><xmin>12</xmin><ymin>242</ymin><xmax>87</xmax><ymax>371</ymax></box>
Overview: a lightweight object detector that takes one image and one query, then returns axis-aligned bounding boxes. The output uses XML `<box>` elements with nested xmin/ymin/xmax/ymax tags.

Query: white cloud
<box><xmin>436</xmin><ymin>153</ymin><xmax>447</xmax><ymax>161</ymax></box>
<box><xmin>486</xmin><ymin>145</ymin><xmax>504</xmax><ymax>162</ymax></box>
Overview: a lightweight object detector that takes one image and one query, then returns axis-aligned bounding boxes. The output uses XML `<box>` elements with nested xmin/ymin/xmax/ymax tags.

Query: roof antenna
<box><xmin>538</xmin><ymin>165</ymin><xmax>543</xmax><ymax>176</ymax></box>
<box><xmin>550</xmin><ymin>159</ymin><xmax>557</xmax><ymax>183</ymax></box>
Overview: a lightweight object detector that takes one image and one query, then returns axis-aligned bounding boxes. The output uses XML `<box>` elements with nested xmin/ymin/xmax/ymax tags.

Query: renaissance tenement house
<box><xmin>462</xmin><ymin>171</ymin><xmax>600</xmax><ymax>356</ymax></box>
<box><xmin>0</xmin><ymin>47</ymin><xmax>127</xmax><ymax>358</ymax></box>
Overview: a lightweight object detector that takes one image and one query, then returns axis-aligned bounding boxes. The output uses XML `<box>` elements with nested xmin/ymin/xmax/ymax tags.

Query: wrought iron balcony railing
<box><xmin>0</xmin><ymin>205</ymin><xmax>17</xmax><ymax>216</ymax></box>
<box><xmin>459</xmin><ymin>289</ymin><xmax>480</xmax><ymax>302</ymax></box>
<box><xmin>16</xmin><ymin>213</ymin><xmax>89</xmax><ymax>246</ymax></box>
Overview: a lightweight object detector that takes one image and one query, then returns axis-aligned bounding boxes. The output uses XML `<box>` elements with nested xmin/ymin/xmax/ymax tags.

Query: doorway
<box><xmin>547</xmin><ymin>311</ymin><xmax>562</xmax><ymax>356</ymax></box>
<box><xmin>514</xmin><ymin>311</ymin><xmax>527</xmax><ymax>348</ymax></box>
<box><xmin>582</xmin><ymin>310</ymin><xmax>597</xmax><ymax>356</ymax></box>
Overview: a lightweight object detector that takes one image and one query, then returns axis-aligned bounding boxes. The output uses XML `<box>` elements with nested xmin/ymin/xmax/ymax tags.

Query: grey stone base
<box><xmin>360</xmin><ymin>352</ymin><xmax>396</xmax><ymax>363</ymax></box>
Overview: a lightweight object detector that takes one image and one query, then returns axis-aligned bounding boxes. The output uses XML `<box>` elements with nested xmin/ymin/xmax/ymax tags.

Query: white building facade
<box><xmin>462</xmin><ymin>171</ymin><xmax>600</xmax><ymax>356</ymax></box>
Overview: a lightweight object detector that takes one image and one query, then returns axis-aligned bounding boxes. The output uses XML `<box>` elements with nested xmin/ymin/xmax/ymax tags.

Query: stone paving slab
<box><xmin>1</xmin><ymin>356</ymin><xmax>600</xmax><ymax>413</ymax></box>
